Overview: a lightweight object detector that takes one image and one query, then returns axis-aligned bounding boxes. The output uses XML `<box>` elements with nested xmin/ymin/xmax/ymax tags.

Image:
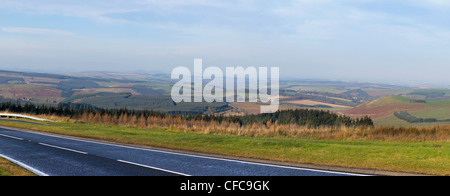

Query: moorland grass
<box><xmin>0</xmin><ymin>120</ymin><xmax>448</xmax><ymax>175</ymax></box>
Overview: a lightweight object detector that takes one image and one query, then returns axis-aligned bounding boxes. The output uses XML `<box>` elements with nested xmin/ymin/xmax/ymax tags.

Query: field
<box><xmin>0</xmin><ymin>84</ymin><xmax>63</xmax><ymax>104</ymax></box>
<box><xmin>75</xmin><ymin>94</ymin><xmax>231</xmax><ymax>113</ymax></box>
<box><xmin>1</xmin><ymin>69</ymin><xmax>449</xmax><ymax>127</ymax></box>
<box><xmin>413</xmin><ymin>99</ymin><xmax>450</xmax><ymax>120</ymax></box>
<box><xmin>0</xmin><ymin>70</ymin><xmax>229</xmax><ymax>114</ymax></box>
<box><xmin>0</xmin><ymin>119</ymin><xmax>448</xmax><ymax>175</ymax></box>
<box><xmin>342</xmin><ymin>96</ymin><xmax>450</xmax><ymax>127</ymax></box>
<box><xmin>285</xmin><ymin>100</ymin><xmax>352</xmax><ymax>109</ymax></box>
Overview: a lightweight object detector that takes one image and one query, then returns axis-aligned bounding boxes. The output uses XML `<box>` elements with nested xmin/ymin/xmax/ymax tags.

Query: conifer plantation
<box><xmin>2</xmin><ymin>101</ymin><xmax>449</xmax><ymax>142</ymax></box>
<box><xmin>0</xmin><ymin>102</ymin><xmax>373</xmax><ymax>128</ymax></box>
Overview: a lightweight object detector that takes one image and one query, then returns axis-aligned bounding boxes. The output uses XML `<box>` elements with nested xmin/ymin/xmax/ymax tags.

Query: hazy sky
<box><xmin>0</xmin><ymin>0</ymin><xmax>449</xmax><ymax>86</ymax></box>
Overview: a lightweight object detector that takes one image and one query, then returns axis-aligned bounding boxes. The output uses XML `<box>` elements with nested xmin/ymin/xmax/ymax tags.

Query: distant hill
<box><xmin>1</xmin><ymin>69</ymin><xmax>448</xmax><ymax>119</ymax></box>
<box><xmin>0</xmin><ymin>70</ymin><xmax>231</xmax><ymax>114</ymax></box>
<box><xmin>342</xmin><ymin>89</ymin><xmax>370</xmax><ymax>98</ymax></box>
<box><xmin>75</xmin><ymin>93</ymin><xmax>231</xmax><ymax>114</ymax></box>
<box><xmin>341</xmin><ymin>96</ymin><xmax>450</xmax><ymax>127</ymax></box>
<box><xmin>405</xmin><ymin>89</ymin><xmax>450</xmax><ymax>101</ymax></box>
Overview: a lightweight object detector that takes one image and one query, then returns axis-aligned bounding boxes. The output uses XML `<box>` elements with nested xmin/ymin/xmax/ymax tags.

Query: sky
<box><xmin>0</xmin><ymin>0</ymin><xmax>449</xmax><ymax>86</ymax></box>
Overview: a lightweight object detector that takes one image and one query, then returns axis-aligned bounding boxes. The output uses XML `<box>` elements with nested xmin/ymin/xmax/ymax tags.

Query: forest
<box><xmin>394</xmin><ymin>111</ymin><xmax>450</xmax><ymax>123</ymax></box>
<box><xmin>0</xmin><ymin>101</ymin><xmax>374</xmax><ymax>128</ymax></box>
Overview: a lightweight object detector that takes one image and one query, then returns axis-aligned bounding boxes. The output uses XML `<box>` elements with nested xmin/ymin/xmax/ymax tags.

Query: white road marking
<box><xmin>38</xmin><ymin>143</ymin><xmax>88</xmax><ymax>155</ymax></box>
<box><xmin>120</xmin><ymin>146</ymin><xmax>370</xmax><ymax>176</ymax></box>
<box><xmin>6</xmin><ymin>128</ymin><xmax>369</xmax><ymax>176</ymax></box>
<box><xmin>117</xmin><ymin>160</ymin><xmax>190</xmax><ymax>176</ymax></box>
<box><xmin>0</xmin><ymin>153</ymin><xmax>49</xmax><ymax>176</ymax></box>
<box><xmin>0</xmin><ymin>133</ymin><xmax>24</xmax><ymax>141</ymax></box>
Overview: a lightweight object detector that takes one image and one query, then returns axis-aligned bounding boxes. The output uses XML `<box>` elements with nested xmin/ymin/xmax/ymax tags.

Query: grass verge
<box><xmin>0</xmin><ymin>120</ymin><xmax>448</xmax><ymax>176</ymax></box>
<box><xmin>0</xmin><ymin>157</ymin><xmax>36</xmax><ymax>176</ymax></box>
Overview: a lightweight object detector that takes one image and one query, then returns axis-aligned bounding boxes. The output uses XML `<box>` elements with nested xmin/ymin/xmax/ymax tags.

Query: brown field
<box><xmin>341</xmin><ymin>103</ymin><xmax>426</xmax><ymax>119</ymax></box>
<box><xmin>107</xmin><ymin>84</ymin><xmax>134</xmax><ymax>88</ymax></box>
<box><xmin>340</xmin><ymin>96</ymin><xmax>436</xmax><ymax>120</ymax></box>
<box><xmin>0</xmin><ymin>85</ymin><xmax>62</xmax><ymax>102</ymax></box>
<box><xmin>75</xmin><ymin>88</ymin><xmax>139</xmax><ymax>95</ymax></box>
<box><xmin>71</xmin><ymin>91</ymin><xmax>98</xmax><ymax>96</ymax></box>
<box><xmin>227</xmin><ymin>102</ymin><xmax>304</xmax><ymax>115</ymax></box>
<box><xmin>286</xmin><ymin>100</ymin><xmax>352</xmax><ymax>109</ymax></box>
<box><xmin>23</xmin><ymin>77</ymin><xmax>66</xmax><ymax>84</ymax></box>
<box><xmin>0</xmin><ymin>73</ymin><xmax>66</xmax><ymax>85</ymax></box>
<box><xmin>228</xmin><ymin>102</ymin><xmax>266</xmax><ymax>115</ymax></box>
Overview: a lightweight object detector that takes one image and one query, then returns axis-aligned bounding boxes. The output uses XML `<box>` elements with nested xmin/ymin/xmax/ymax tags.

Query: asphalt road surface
<box><xmin>0</xmin><ymin>127</ymin><xmax>367</xmax><ymax>176</ymax></box>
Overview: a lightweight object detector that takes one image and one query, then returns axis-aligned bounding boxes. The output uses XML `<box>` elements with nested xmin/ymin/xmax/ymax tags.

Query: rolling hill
<box><xmin>1</xmin><ymin>69</ymin><xmax>449</xmax><ymax>121</ymax></box>
<box><xmin>0</xmin><ymin>70</ymin><xmax>230</xmax><ymax>114</ymax></box>
<box><xmin>341</xmin><ymin>96</ymin><xmax>450</xmax><ymax>127</ymax></box>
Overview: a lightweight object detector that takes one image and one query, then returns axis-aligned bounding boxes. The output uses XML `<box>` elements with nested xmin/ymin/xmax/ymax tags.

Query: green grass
<box><xmin>0</xmin><ymin>120</ymin><xmax>448</xmax><ymax>175</ymax></box>
<box><xmin>412</xmin><ymin>99</ymin><xmax>450</xmax><ymax>121</ymax></box>
<box><xmin>368</xmin><ymin>96</ymin><xmax>412</xmax><ymax>107</ymax></box>
<box><xmin>410</xmin><ymin>89</ymin><xmax>450</xmax><ymax>96</ymax></box>
<box><xmin>355</xmin><ymin>96</ymin><xmax>450</xmax><ymax>127</ymax></box>
<box><xmin>131</xmin><ymin>82</ymin><xmax>173</xmax><ymax>92</ymax></box>
<box><xmin>96</xmin><ymin>81</ymin><xmax>173</xmax><ymax>93</ymax></box>
<box><xmin>412</xmin><ymin>110</ymin><xmax>450</xmax><ymax>121</ymax></box>
<box><xmin>398</xmin><ymin>99</ymin><xmax>450</xmax><ymax>125</ymax></box>
<box><xmin>374</xmin><ymin>116</ymin><xmax>450</xmax><ymax>127</ymax></box>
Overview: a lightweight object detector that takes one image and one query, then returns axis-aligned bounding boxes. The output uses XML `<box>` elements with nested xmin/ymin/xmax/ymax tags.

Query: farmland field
<box><xmin>285</xmin><ymin>100</ymin><xmax>352</xmax><ymax>109</ymax></box>
<box><xmin>0</xmin><ymin>84</ymin><xmax>63</xmax><ymax>103</ymax></box>
<box><xmin>0</xmin><ymin>69</ymin><xmax>449</xmax><ymax>127</ymax></box>
<box><xmin>342</xmin><ymin>96</ymin><xmax>450</xmax><ymax>127</ymax></box>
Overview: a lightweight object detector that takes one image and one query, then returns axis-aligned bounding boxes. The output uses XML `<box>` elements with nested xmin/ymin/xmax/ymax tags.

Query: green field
<box><xmin>0</xmin><ymin>120</ymin><xmax>448</xmax><ymax>176</ymax></box>
<box><xmin>374</xmin><ymin>116</ymin><xmax>450</xmax><ymax>127</ymax></box>
<box><xmin>1</xmin><ymin>70</ymin><xmax>449</xmax><ymax>175</ymax></box>
<box><xmin>413</xmin><ymin>99</ymin><xmax>450</xmax><ymax>120</ymax></box>
<box><xmin>76</xmin><ymin>94</ymin><xmax>231</xmax><ymax>113</ymax></box>
<box><xmin>344</xmin><ymin>96</ymin><xmax>450</xmax><ymax>127</ymax></box>
<box><xmin>409</xmin><ymin>89</ymin><xmax>450</xmax><ymax>96</ymax></box>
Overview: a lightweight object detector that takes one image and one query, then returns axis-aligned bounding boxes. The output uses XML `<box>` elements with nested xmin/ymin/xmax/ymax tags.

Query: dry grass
<box><xmin>0</xmin><ymin>157</ymin><xmax>36</xmax><ymax>176</ymax></box>
<box><xmin>27</xmin><ymin>112</ymin><xmax>450</xmax><ymax>142</ymax></box>
<box><xmin>3</xmin><ymin>109</ymin><xmax>448</xmax><ymax>142</ymax></box>
<box><xmin>176</xmin><ymin>124</ymin><xmax>449</xmax><ymax>142</ymax></box>
<box><xmin>1</xmin><ymin>114</ymin><xmax>449</xmax><ymax>175</ymax></box>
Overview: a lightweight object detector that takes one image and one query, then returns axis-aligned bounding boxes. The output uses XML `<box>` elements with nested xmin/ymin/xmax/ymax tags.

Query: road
<box><xmin>0</xmin><ymin>127</ymin><xmax>367</xmax><ymax>176</ymax></box>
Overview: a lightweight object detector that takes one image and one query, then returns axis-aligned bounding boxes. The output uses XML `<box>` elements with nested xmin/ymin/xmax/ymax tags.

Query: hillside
<box><xmin>342</xmin><ymin>89</ymin><xmax>370</xmax><ymax>98</ymax></box>
<box><xmin>1</xmin><ymin>69</ymin><xmax>449</xmax><ymax>120</ymax></box>
<box><xmin>341</xmin><ymin>96</ymin><xmax>450</xmax><ymax>127</ymax></box>
<box><xmin>0</xmin><ymin>70</ymin><xmax>230</xmax><ymax>114</ymax></box>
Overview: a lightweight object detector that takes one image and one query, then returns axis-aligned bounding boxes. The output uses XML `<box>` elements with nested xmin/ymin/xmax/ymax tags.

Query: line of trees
<box><xmin>410</xmin><ymin>99</ymin><xmax>426</xmax><ymax>104</ymax></box>
<box><xmin>394</xmin><ymin>111</ymin><xmax>450</xmax><ymax>123</ymax></box>
<box><xmin>232</xmin><ymin>109</ymin><xmax>373</xmax><ymax>127</ymax></box>
<box><xmin>0</xmin><ymin>102</ymin><xmax>374</xmax><ymax>128</ymax></box>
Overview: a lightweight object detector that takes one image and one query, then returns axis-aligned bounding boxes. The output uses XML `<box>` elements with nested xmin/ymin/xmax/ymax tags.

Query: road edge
<box><xmin>0</xmin><ymin>125</ymin><xmax>432</xmax><ymax>176</ymax></box>
<box><xmin>0</xmin><ymin>153</ymin><xmax>48</xmax><ymax>176</ymax></box>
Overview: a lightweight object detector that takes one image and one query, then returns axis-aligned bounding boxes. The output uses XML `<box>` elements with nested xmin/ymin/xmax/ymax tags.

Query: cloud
<box><xmin>1</xmin><ymin>27</ymin><xmax>77</xmax><ymax>37</ymax></box>
<box><xmin>140</xmin><ymin>0</ymin><xmax>230</xmax><ymax>9</ymax></box>
<box><xmin>0</xmin><ymin>0</ymin><xmax>141</xmax><ymax>24</ymax></box>
<box><xmin>0</xmin><ymin>0</ymin><xmax>449</xmax><ymax>85</ymax></box>
<box><xmin>410</xmin><ymin>0</ymin><xmax>450</xmax><ymax>8</ymax></box>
